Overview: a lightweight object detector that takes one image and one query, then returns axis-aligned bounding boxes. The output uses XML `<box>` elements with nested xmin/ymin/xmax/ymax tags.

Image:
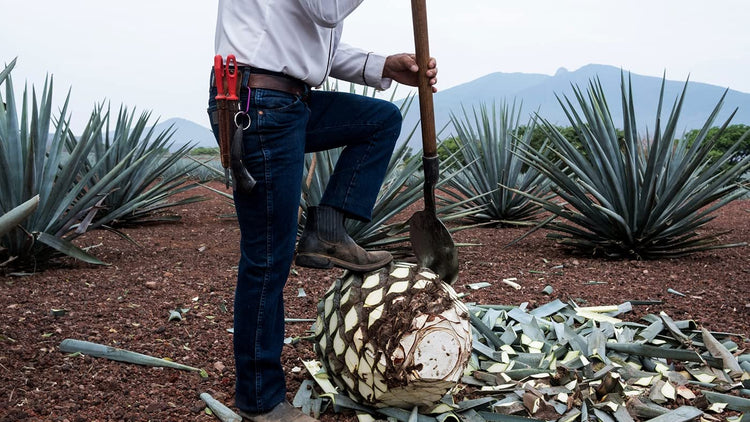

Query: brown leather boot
<box><xmin>238</xmin><ymin>401</ymin><xmax>317</xmax><ymax>421</ymax></box>
<box><xmin>295</xmin><ymin>206</ymin><xmax>393</xmax><ymax>272</ymax></box>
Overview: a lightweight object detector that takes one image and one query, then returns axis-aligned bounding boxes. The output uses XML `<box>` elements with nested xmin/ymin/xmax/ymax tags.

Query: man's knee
<box><xmin>378</xmin><ymin>100</ymin><xmax>403</xmax><ymax>141</ymax></box>
<box><xmin>384</xmin><ymin>101</ymin><xmax>402</xmax><ymax>126</ymax></box>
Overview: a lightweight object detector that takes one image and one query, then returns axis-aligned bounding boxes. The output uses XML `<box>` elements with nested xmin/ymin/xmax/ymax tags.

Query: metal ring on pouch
<box><xmin>234</xmin><ymin>112</ymin><xmax>251</xmax><ymax>130</ymax></box>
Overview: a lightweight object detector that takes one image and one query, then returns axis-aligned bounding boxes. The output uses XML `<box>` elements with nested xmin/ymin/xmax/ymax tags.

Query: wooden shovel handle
<box><xmin>411</xmin><ymin>0</ymin><xmax>437</xmax><ymax>157</ymax></box>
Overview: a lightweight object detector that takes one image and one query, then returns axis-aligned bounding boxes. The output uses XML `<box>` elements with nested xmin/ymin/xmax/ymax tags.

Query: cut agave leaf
<box><xmin>700</xmin><ymin>327</ymin><xmax>744</xmax><ymax>377</ymax></box>
<box><xmin>700</xmin><ymin>391</ymin><xmax>750</xmax><ymax>412</ymax></box>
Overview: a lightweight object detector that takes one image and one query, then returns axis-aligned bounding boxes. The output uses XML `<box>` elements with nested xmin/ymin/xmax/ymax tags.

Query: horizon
<box><xmin>2</xmin><ymin>1</ymin><xmax>749</xmax><ymax>132</ymax></box>
<box><xmin>150</xmin><ymin>63</ymin><xmax>750</xmax><ymax>153</ymax></box>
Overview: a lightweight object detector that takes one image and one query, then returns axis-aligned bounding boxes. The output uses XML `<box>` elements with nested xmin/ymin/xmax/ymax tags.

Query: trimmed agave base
<box><xmin>314</xmin><ymin>262</ymin><xmax>472</xmax><ymax>409</ymax></box>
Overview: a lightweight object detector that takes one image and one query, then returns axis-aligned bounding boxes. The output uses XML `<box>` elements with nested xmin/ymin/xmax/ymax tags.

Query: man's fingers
<box><xmin>385</xmin><ymin>53</ymin><xmax>438</xmax><ymax>88</ymax></box>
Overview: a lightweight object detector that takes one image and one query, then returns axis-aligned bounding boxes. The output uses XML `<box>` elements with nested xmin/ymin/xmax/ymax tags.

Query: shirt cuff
<box><xmin>363</xmin><ymin>53</ymin><xmax>392</xmax><ymax>90</ymax></box>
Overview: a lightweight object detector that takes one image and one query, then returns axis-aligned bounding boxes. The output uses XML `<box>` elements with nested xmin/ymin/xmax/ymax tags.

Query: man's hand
<box><xmin>383</xmin><ymin>53</ymin><xmax>438</xmax><ymax>92</ymax></box>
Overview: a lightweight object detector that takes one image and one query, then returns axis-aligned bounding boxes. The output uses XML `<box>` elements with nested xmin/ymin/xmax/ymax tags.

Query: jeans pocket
<box><xmin>255</xmin><ymin>89</ymin><xmax>299</xmax><ymax>111</ymax></box>
<box><xmin>254</xmin><ymin>90</ymin><xmax>306</xmax><ymax>127</ymax></box>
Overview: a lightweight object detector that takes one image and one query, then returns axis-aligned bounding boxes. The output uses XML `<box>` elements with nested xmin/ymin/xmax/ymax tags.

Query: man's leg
<box><xmin>294</xmin><ymin>91</ymin><xmax>401</xmax><ymax>271</ymax></box>
<box><xmin>211</xmin><ymin>86</ymin><xmax>308</xmax><ymax>414</ymax></box>
<box><xmin>305</xmin><ymin>91</ymin><xmax>402</xmax><ymax>221</ymax></box>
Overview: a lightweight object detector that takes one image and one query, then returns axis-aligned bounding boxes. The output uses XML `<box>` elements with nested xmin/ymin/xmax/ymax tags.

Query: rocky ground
<box><xmin>1</xmin><ymin>182</ymin><xmax>748</xmax><ymax>421</ymax></box>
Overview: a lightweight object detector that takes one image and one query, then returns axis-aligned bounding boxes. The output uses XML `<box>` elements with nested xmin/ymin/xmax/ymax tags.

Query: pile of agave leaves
<box><xmin>299</xmin><ymin>298</ymin><xmax>750</xmax><ymax>422</ymax></box>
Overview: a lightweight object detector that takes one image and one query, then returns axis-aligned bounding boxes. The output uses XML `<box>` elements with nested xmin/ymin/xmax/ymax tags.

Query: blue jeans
<box><xmin>207</xmin><ymin>70</ymin><xmax>401</xmax><ymax>413</ymax></box>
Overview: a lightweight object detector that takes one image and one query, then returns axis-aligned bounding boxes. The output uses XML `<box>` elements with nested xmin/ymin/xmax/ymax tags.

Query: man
<box><xmin>208</xmin><ymin>1</ymin><xmax>438</xmax><ymax>420</ymax></box>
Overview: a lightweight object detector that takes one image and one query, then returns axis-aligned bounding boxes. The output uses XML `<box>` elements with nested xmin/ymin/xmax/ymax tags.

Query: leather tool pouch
<box><xmin>226</xmin><ymin>87</ymin><xmax>255</xmax><ymax>194</ymax></box>
<box><xmin>230</xmin><ymin>120</ymin><xmax>256</xmax><ymax>194</ymax></box>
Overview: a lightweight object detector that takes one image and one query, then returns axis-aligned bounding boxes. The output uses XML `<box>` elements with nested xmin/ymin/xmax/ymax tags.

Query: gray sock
<box><xmin>315</xmin><ymin>206</ymin><xmax>346</xmax><ymax>242</ymax></box>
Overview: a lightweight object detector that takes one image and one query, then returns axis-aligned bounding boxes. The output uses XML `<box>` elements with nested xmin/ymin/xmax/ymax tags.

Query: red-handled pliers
<box><xmin>214</xmin><ymin>54</ymin><xmax>238</xmax><ymax>101</ymax></box>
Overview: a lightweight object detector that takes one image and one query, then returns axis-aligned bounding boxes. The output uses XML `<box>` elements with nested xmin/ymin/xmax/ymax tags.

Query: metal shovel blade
<box><xmin>409</xmin><ymin>209</ymin><xmax>459</xmax><ymax>285</ymax></box>
<box><xmin>408</xmin><ymin>157</ymin><xmax>459</xmax><ymax>284</ymax></box>
<box><xmin>408</xmin><ymin>0</ymin><xmax>459</xmax><ymax>284</ymax></box>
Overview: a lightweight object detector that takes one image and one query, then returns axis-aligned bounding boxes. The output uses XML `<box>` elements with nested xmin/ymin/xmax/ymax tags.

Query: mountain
<box><xmin>155</xmin><ymin>64</ymin><xmax>750</xmax><ymax>153</ymax></box>
<box><xmin>152</xmin><ymin>117</ymin><xmax>217</xmax><ymax>151</ymax></box>
<box><xmin>399</xmin><ymin>63</ymin><xmax>750</xmax><ymax>151</ymax></box>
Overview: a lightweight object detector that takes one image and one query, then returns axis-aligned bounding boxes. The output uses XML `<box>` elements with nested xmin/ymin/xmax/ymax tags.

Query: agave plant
<box><xmin>444</xmin><ymin>102</ymin><xmax>552</xmax><ymax>226</ymax></box>
<box><xmin>314</xmin><ymin>262</ymin><xmax>472</xmax><ymax>409</ymax></box>
<box><xmin>66</xmin><ymin>105</ymin><xmax>205</xmax><ymax>228</ymax></box>
<box><xmin>516</xmin><ymin>74</ymin><xmax>750</xmax><ymax>258</ymax></box>
<box><xmin>0</xmin><ymin>61</ymin><xmax>156</xmax><ymax>268</ymax></box>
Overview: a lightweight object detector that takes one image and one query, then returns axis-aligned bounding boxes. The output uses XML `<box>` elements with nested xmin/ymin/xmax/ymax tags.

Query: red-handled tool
<box><xmin>214</xmin><ymin>54</ymin><xmax>234</xmax><ymax>182</ymax></box>
<box><xmin>214</xmin><ymin>55</ymin><xmax>225</xmax><ymax>100</ymax></box>
<box><xmin>225</xmin><ymin>55</ymin><xmax>238</xmax><ymax>101</ymax></box>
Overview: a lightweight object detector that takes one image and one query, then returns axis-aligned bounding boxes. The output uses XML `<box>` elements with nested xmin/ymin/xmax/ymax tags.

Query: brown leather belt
<box><xmin>247</xmin><ymin>73</ymin><xmax>308</xmax><ymax>97</ymax></box>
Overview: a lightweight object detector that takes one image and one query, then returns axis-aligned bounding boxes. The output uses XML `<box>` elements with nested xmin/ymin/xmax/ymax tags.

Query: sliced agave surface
<box><xmin>314</xmin><ymin>263</ymin><xmax>472</xmax><ymax>409</ymax></box>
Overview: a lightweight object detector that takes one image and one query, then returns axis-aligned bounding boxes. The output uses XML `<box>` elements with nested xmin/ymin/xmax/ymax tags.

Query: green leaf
<box><xmin>36</xmin><ymin>232</ymin><xmax>106</xmax><ymax>265</ymax></box>
<box><xmin>0</xmin><ymin>194</ymin><xmax>39</xmax><ymax>237</ymax></box>
<box><xmin>645</xmin><ymin>406</ymin><xmax>706</xmax><ymax>422</ymax></box>
<box><xmin>59</xmin><ymin>338</ymin><xmax>203</xmax><ymax>373</ymax></box>
<box><xmin>0</xmin><ymin>58</ymin><xmax>17</xmax><ymax>82</ymax></box>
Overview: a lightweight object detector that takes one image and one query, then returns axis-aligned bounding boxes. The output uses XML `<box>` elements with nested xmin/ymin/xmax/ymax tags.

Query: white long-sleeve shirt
<box><xmin>215</xmin><ymin>0</ymin><xmax>393</xmax><ymax>90</ymax></box>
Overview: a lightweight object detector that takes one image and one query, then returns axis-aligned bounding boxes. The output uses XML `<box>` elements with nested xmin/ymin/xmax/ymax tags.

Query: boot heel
<box><xmin>295</xmin><ymin>254</ymin><xmax>334</xmax><ymax>269</ymax></box>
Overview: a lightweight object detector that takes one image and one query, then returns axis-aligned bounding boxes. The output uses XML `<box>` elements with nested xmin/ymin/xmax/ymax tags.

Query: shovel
<box><xmin>408</xmin><ymin>0</ymin><xmax>459</xmax><ymax>284</ymax></box>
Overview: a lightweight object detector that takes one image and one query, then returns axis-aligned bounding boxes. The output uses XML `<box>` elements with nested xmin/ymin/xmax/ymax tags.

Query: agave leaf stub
<box><xmin>315</xmin><ymin>262</ymin><xmax>473</xmax><ymax>409</ymax></box>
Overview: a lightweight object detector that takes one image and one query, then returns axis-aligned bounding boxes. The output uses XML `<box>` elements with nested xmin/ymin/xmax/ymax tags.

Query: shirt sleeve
<box><xmin>297</xmin><ymin>0</ymin><xmax>365</xmax><ymax>28</ymax></box>
<box><xmin>329</xmin><ymin>43</ymin><xmax>393</xmax><ymax>90</ymax></box>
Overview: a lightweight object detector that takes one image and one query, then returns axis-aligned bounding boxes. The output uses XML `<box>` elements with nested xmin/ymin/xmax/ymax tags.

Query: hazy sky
<box><xmin>2</xmin><ymin>1</ymin><xmax>749</xmax><ymax>132</ymax></box>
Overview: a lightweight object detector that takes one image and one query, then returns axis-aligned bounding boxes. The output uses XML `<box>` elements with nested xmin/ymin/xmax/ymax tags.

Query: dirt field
<box><xmin>1</xmin><ymin>182</ymin><xmax>748</xmax><ymax>421</ymax></box>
